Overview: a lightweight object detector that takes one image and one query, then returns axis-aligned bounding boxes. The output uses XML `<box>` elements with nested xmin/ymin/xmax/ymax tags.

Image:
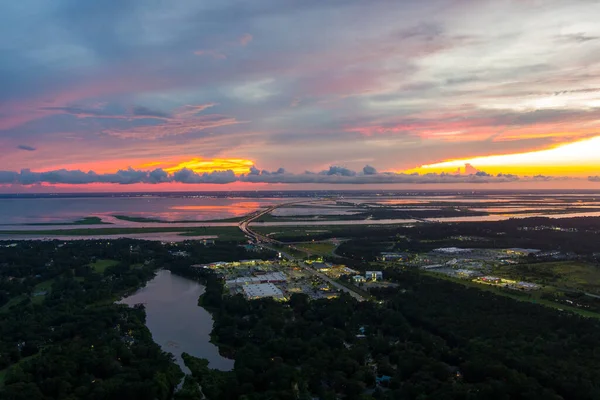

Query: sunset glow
<box><xmin>406</xmin><ymin>136</ymin><xmax>600</xmax><ymax>177</ymax></box>
<box><xmin>163</xmin><ymin>158</ymin><xmax>255</xmax><ymax>175</ymax></box>
<box><xmin>2</xmin><ymin>0</ymin><xmax>600</xmax><ymax>191</ymax></box>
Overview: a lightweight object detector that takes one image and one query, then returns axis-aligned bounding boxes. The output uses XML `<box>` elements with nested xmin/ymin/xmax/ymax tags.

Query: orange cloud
<box><xmin>406</xmin><ymin>135</ymin><xmax>600</xmax><ymax>176</ymax></box>
<box><xmin>163</xmin><ymin>158</ymin><xmax>254</xmax><ymax>175</ymax></box>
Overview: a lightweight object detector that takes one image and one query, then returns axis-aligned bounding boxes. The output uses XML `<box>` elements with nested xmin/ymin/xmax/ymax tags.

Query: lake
<box><xmin>119</xmin><ymin>270</ymin><xmax>234</xmax><ymax>373</ymax></box>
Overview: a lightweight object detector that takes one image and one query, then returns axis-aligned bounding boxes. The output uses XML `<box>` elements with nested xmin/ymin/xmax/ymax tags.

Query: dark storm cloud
<box><xmin>131</xmin><ymin>106</ymin><xmax>170</xmax><ymax>119</ymax></box>
<box><xmin>322</xmin><ymin>166</ymin><xmax>357</xmax><ymax>177</ymax></box>
<box><xmin>172</xmin><ymin>168</ymin><xmax>237</xmax><ymax>184</ymax></box>
<box><xmin>148</xmin><ymin>168</ymin><xmax>170</xmax><ymax>183</ymax></box>
<box><xmin>17</xmin><ymin>145</ymin><xmax>36</xmax><ymax>151</ymax></box>
<box><xmin>363</xmin><ymin>165</ymin><xmax>377</xmax><ymax>175</ymax></box>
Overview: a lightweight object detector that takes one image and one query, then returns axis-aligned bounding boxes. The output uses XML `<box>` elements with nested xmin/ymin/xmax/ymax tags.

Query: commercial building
<box><xmin>366</xmin><ymin>271</ymin><xmax>383</xmax><ymax>281</ymax></box>
<box><xmin>479</xmin><ymin>276</ymin><xmax>502</xmax><ymax>284</ymax></box>
<box><xmin>239</xmin><ymin>259</ymin><xmax>263</xmax><ymax>266</ymax></box>
<box><xmin>456</xmin><ymin>269</ymin><xmax>481</xmax><ymax>278</ymax></box>
<box><xmin>505</xmin><ymin>248</ymin><xmax>541</xmax><ymax>256</ymax></box>
<box><xmin>242</xmin><ymin>283</ymin><xmax>285</xmax><ymax>300</ymax></box>
<box><xmin>225</xmin><ymin>272</ymin><xmax>287</xmax><ymax>287</ymax></box>
<box><xmin>379</xmin><ymin>252</ymin><xmax>407</xmax><ymax>262</ymax></box>
<box><xmin>433</xmin><ymin>247</ymin><xmax>471</xmax><ymax>254</ymax></box>
<box><xmin>312</xmin><ymin>262</ymin><xmax>332</xmax><ymax>272</ymax></box>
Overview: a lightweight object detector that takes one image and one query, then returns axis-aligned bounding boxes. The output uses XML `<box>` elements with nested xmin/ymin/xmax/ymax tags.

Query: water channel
<box><xmin>119</xmin><ymin>269</ymin><xmax>234</xmax><ymax>373</ymax></box>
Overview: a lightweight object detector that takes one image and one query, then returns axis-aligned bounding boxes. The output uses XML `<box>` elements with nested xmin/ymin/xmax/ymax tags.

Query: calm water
<box><xmin>0</xmin><ymin>197</ymin><xmax>290</xmax><ymax>224</ymax></box>
<box><xmin>2</xmin><ymin>194</ymin><xmax>600</xmax><ymax>240</ymax></box>
<box><xmin>120</xmin><ymin>270</ymin><xmax>234</xmax><ymax>373</ymax></box>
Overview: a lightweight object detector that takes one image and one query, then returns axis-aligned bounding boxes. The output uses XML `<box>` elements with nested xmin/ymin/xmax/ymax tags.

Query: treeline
<box><xmin>373</xmin><ymin>270</ymin><xmax>600</xmax><ymax>399</ymax></box>
<box><xmin>0</xmin><ymin>239</ymin><xmax>276</xmax><ymax>399</ymax></box>
<box><xmin>333</xmin><ymin>217</ymin><xmax>600</xmax><ymax>260</ymax></box>
<box><xmin>168</xmin><ymin>267</ymin><xmax>600</xmax><ymax>399</ymax></box>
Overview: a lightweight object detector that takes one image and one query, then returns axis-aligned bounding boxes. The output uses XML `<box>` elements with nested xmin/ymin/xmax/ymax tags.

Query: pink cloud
<box><xmin>193</xmin><ymin>50</ymin><xmax>227</xmax><ymax>59</ymax></box>
<box><xmin>346</xmin><ymin>107</ymin><xmax>600</xmax><ymax>148</ymax></box>
<box><xmin>103</xmin><ymin>103</ymin><xmax>244</xmax><ymax>139</ymax></box>
<box><xmin>0</xmin><ymin>66</ymin><xmax>177</xmax><ymax>131</ymax></box>
<box><xmin>104</xmin><ymin>115</ymin><xmax>244</xmax><ymax>139</ymax></box>
<box><xmin>239</xmin><ymin>33</ymin><xmax>253</xmax><ymax>46</ymax></box>
<box><xmin>172</xmin><ymin>103</ymin><xmax>218</xmax><ymax>118</ymax></box>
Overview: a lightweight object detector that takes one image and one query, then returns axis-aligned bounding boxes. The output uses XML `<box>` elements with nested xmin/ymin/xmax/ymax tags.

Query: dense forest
<box><xmin>0</xmin><ymin>240</ymin><xmax>273</xmax><ymax>400</ymax></box>
<box><xmin>333</xmin><ymin>216</ymin><xmax>600</xmax><ymax>261</ymax></box>
<box><xmin>4</xmin><ymin>223</ymin><xmax>600</xmax><ymax>399</ymax></box>
<box><xmin>173</xmin><ymin>270</ymin><xmax>600</xmax><ymax>400</ymax></box>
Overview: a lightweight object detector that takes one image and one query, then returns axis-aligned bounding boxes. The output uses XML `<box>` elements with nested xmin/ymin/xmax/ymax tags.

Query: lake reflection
<box><xmin>120</xmin><ymin>270</ymin><xmax>234</xmax><ymax>372</ymax></box>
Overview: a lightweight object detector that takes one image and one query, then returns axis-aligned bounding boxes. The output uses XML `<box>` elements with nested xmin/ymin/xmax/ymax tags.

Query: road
<box><xmin>238</xmin><ymin>199</ymin><xmax>367</xmax><ymax>302</ymax></box>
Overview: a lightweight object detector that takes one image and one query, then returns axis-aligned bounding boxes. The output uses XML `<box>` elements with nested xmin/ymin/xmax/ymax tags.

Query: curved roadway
<box><xmin>238</xmin><ymin>200</ymin><xmax>366</xmax><ymax>301</ymax></box>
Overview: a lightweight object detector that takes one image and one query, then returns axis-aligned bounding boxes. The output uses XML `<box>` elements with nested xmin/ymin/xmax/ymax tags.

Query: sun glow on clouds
<box><xmin>406</xmin><ymin>135</ymin><xmax>600</xmax><ymax>176</ymax></box>
<box><xmin>162</xmin><ymin>158</ymin><xmax>254</xmax><ymax>175</ymax></box>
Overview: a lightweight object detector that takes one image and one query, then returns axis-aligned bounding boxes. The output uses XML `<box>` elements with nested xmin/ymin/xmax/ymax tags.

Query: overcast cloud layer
<box><xmin>1</xmin><ymin>0</ymin><xmax>600</xmax><ymax>187</ymax></box>
<box><xmin>0</xmin><ymin>165</ymin><xmax>582</xmax><ymax>186</ymax></box>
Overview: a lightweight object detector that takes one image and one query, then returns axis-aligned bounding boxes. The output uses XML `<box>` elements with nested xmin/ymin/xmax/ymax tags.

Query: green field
<box><xmin>253</xmin><ymin>226</ymin><xmax>338</xmax><ymax>240</ymax></box>
<box><xmin>425</xmin><ymin>271</ymin><xmax>600</xmax><ymax>319</ymax></box>
<box><xmin>492</xmin><ymin>261</ymin><xmax>600</xmax><ymax>294</ymax></box>
<box><xmin>114</xmin><ymin>215</ymin><xmax>245</xmax><ymax>223</ymax></box>
<box><xmin>0</xmin><ymin>226</ymin><xmax>246</xmax><ymax>241</ymax></box>
<box><xmin>294</xmin><ymin>241</ymin><xmax>338</xmax><ymax>255</ymax></box>
<box><xmin>113</xmin><ymin>215</ymin><xmax>165</xmax><ymax>223</ymax></box>
<box><xmin>90</xmin><ymin>259</ymin><xmax>119</xmax><ymax>273</ymax></box>
<box><xmin>178</xmin><ymin>227</ymin><xmax>246</xmax><ymax>240</ymax></box>
<box><xmin>23</xmin><ymin>216</ymin><xmax>111</xmax><ymax>226</ymax></box>
<box><xmin>2</xmin><ymin>279</ymin><xmax>59</xmax><ymax>311</ymax></box>
<box><xmin>0</xmin><ymin>295</ymin><xmax>26</xmax><ymax>313</ymax></box>
<box><xmin>269</xmin><ymin>244</ymin><xmax>309</xmax><ymax>259</ymax></box>
<box><xmin>0</xmin><ymin>355</ymin><xmax>38</xmax><ymax>388</ymax></box>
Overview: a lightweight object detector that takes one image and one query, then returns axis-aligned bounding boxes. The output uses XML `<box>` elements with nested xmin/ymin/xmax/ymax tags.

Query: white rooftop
<box><xmin>434</xmin><ymin>247</ymin><xmax>471</xmax><ymax>254</ymax></box>
<box><xmin>242</xmin><ymin>283</ymin><xmax>284</xmax><ymax>299</ymax></box>
<box><xmin>225</xmin><ymin>272</ymin><xmax>287</xmax><ymax>286</ymax></box>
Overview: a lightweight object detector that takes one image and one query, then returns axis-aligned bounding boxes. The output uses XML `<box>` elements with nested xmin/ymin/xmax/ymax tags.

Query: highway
<box><xmin>238</xmin><ymin>199</ymin><xmax>367</xmax><ymax>301</ymax></box>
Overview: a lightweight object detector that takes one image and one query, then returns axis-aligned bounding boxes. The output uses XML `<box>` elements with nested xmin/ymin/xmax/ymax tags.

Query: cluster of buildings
<box><xmin>475</xmin><ymin>276</ymin><xmax>539</xmax><ymax>290</ymax></box>
<box><xmin>225</xmin><ymin>272</ymin><xmax>287</xmax><ymax>286</ymax></box>
<box><xmin>409</xmin><ymin>247</ymin><xmax>542</xmax><ymax>292</ymax></box>
<box><xmin>518</xmin><ymin>225</ymin><xmax>578</xmax><ymax>233</ymax></box>
<box><xmin>194</xmin><ymin>259</ymin><xmax>343</xmax><ymax>301</ymax></box>
<box><xmin>353</xmin><ymin>270</ymin><xmax>383</xmax><ymax>283</ymax></box>
<box><xmin>377</xmin><ymin>252</ymin><xmax>408</xmax><ymax>262</ymax></box>
<box><xmin>311</xmin><ymin>262</ymin><xmax>360</xmax><ymax>278</ymax></box>
<box><xmin>242</xmin><ymin>283</ymin><xmax>285</xmax><ymax>300</ymax></box>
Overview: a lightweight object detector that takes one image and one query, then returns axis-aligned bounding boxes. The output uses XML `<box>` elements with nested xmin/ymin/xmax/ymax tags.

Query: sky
<box><xmin>1</xmin><ymin>0</ymin><xmax>600</xmax><ymax>191</ymax></box>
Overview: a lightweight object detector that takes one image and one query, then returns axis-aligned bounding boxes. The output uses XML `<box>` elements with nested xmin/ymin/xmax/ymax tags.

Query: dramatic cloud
<box><xmin>131</xmin><ymin>106</ymin><xmax>170</xmax><ymax>119</ymax></box>
<box><xmin>464</xmin><ymin>163</ymin><xmax>479</xmax><ymax>175</ymax></box>
<box><xmin>0</xmin><ymin>165</ymin><xmax>576</xmax><ymax>186</ymax></box>
<box><xmin>172</xmin><ymin>168</ymin><xmax>237</xmax><ymax>184</ymax></box>
<box><xmin>2</xmin><ymin>0</ymin><xmax>600</xmax><ymax>184</ymax></box>
<box><xmin>363</xmin><ymin>165</ymin><xmax>377</xmax><ymax>175</ymax></box>
<box><xmin>323</xmin><ymin>166</ymin><xmax>356</xmax><ymax>177</ymax></box>
<box><xmin>17</xmin><ymin>145</ymin><xmax>36</xmax><ymax>151</ymax></box>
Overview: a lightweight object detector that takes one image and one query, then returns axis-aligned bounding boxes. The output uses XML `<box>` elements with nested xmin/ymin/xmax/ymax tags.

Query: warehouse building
<box><xmin>242</xmin><ymin>283</ymin><xmax>285</xmax><ymax>300</ymax></box>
